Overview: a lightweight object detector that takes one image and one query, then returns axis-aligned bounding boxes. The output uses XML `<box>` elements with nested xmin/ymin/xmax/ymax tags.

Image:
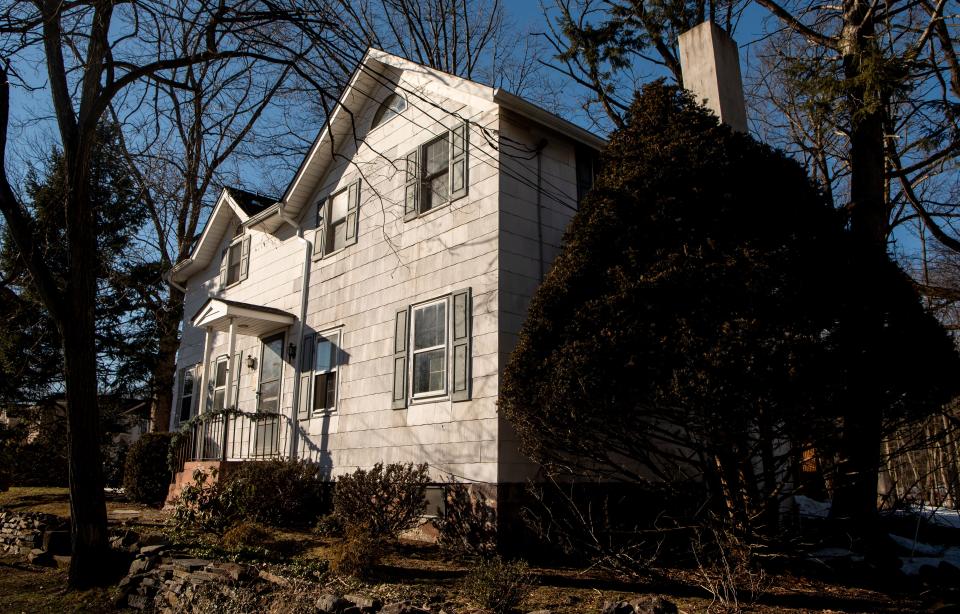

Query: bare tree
<box><xmin>0</xmin><ymin>0</ymin><xmax>323</xmax><ymax>586</ymax></box>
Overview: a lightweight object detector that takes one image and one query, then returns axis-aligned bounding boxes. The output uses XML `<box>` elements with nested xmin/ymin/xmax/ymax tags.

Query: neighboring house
<box><xmin>165</xmin><ymin>47</ymin><xmax>603</xmax><ymax>521</ymax></box>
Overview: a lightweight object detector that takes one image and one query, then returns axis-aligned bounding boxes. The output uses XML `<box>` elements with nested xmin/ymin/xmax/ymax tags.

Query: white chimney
<box><xmin>678</xmin><ymin>22</ymin><xmax>748</xmax><ymax>133</ymax></box>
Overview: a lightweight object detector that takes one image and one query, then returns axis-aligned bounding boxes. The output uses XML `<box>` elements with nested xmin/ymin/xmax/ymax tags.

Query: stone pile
<box><xmin>0</xmin><ymin>509</ymin><xmax>69</xmax><ymax>565</ymax></box>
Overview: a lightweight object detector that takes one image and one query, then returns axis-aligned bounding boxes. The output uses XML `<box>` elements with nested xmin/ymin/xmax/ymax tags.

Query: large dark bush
<box><xmin>123</xmin><ymin>432</ymin><xmax>174</xmax><ymax>505</ymax></box>
<box><xmin>334</xmin><ymin>462</ymin><xmax>429</xmax><ymax>539</ymax></box>
<box><xmin>225</xmin><ymin>459</ymin><xmax>332</xmax><ymax>527</ymax></box>
<box><xmin>174</xmin><ymin>460</ymin><xmax>332</xmax><ymax>532</ymax></box>
<box><xmin>500</xmin><ymin>82</ymin><xmax>960</xmax><ymax>539</ymax></box>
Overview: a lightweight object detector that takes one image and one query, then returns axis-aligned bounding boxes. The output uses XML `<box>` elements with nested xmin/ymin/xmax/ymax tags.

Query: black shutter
<box><xmin>450</xmin><ymin>288</ymin><xmax>472</xmax><ymax>401</ymax></box>
<box><xmin>392</xmin><ymin>308</ymin><xmax>409</xmax><ymax>409</ymax></box>
<box><xmin>239</xmin><ymin>236</ymin><xmax>251</xmax><ymax>281</ymax></box>
<box><xmin>346</xmin><ymin>180</ymin><xmax>360</xmax><ymax>244</ymax></box>
<box><xmin>449</xmin><ymin>121</ymin><xmax>468</xmax><ymax>201</ymax></box>
<box><xmin>298</xmin><ymin>334</ymin><xmax>315</xmax><ymax>421</ymax></box>
<box><xmin>218</xmin><ymin>247</ymin><xmax>228</xmax><ymax>290</ymax></box>
<box><xmin>403</xmin><ymin>150</ymin><xmax>419</xmax><ymax>222</ymax></box>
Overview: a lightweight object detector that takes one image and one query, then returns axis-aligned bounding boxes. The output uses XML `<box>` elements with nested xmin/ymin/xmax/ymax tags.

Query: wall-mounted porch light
<box><xmin>287</xmin><ymin>342</ymin><xmax>297</xmax><ymax>362</ymax></box>
<box><xmin>246</xmin><ymin>355</ymin><xmax>256</xmax><ymax>370</ymax></box>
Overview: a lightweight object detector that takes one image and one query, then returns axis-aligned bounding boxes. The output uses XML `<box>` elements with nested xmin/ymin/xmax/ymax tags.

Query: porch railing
<box><xmin>170</xmin><ymin>411</ymin><xmax>295</xmax><ymax>477</ymax></box>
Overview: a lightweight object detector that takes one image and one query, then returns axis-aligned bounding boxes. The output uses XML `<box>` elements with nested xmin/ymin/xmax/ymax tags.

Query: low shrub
<box><xmin>436</xmin><ymin>482</ymin><xmax>497</xmax><ymax>558</ymax></box>
<box><xmin>173</xmin><ymin>468</ymin><xmax>238</xmax><ymax>535</ymax></box>
<box><xmin>224</xmin><ymin>459</ymin><xmax>332</xmax><ymax>527</ymax></box>
<box><xmin>329</xmin><ymin>522</ymin><xmax>382</xmax><ymax>578</ymax></box>
<box><xmin>222</xmin><ymin>521</ymin><xmax>271</xmax><ymax>551</ymax></box>
<box><xmin>123</xmin><ymin>432</ymin><xmax>175</xmax><ymax>505</ymax></box>
<box><xmin>333</xmin><ymin>462</ymin><xmax>429</xmax><ymax>539</ymax></box>
<box><xmin>313</xmin><ymin>513</ymin><xmax>344</xmax><ymax>538</ymax></box>
<box><xmin>460</xmin><ymin>556</ymin><xmax>535</xmax><ymax>614</ymax></box>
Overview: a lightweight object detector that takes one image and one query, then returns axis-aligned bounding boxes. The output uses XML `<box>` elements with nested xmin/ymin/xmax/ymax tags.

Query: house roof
<box><xmin>191</xmin><ymin>298</ymin><xmax>297</xmax><ymax>336</ymax></box>
<box><xmin>168</xmin><ymin>48</ymin><xmax>605</xmax><ymax>285</ymax></box>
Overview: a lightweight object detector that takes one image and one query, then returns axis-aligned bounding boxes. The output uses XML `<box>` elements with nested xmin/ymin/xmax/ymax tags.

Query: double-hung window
<box><xmin>313</xmin><ymin>330</ymin><xmax>341</xmax><ymax>412</ymax></box>
<box><xmin>402</xmin><ymin>122</ymin><xmax>468</xmax><ymax>221</ymax></box>
<box><xmin>296</xmin><ymin>329</ymin><xmax>342</xmax><ymax>421</ymax></box>
<box><xmin>391</xmin><ymin>288</ymin><xmax>472</xmax><ymax>408</ymax></box>
<box><xmin>314</xmin><ymin>181</ymin><xmax>361</xmax><ymax>259</ymax></box>
<box><xmin>412</xmin><ymin>299</ymin><xmax>447</xmax><ymax>397</ymax></box>
<box><xmin>219</xmin><ymin>229</ymin><xmax>251</xmax><ymax>289</ymax></box>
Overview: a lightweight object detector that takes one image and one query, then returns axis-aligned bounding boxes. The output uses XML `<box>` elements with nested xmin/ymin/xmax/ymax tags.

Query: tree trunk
<box><xmin>829</xmin><ymin>0</ymin><xmax>888</xmax><ymax>532</ymax></box>
<box><xmin>62</xmin><ymin>157</ymin><xmax>110</xmax><ymax>587</ymax></box>
<box><xmin>151</xmin><ymin>288</ymin><xmax>184</xmax><ymax>432</ymax></box>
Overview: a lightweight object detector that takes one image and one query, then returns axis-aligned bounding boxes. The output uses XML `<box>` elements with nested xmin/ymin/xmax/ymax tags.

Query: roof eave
<box><xmin>493</xmin><ymin>89</ymin><xmax>607</xmax><ymax>151</ymax></box>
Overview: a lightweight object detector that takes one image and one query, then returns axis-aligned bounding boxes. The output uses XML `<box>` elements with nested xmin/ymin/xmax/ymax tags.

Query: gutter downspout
<box><xmin>163</xmin><ymin>266</ymin><xmax>188</xmax><ymax>294</ymax></box>
<box><xmin>279</xmin><ymin>202</ymin><xmax>312</xmax><ymax>460</ymax></box>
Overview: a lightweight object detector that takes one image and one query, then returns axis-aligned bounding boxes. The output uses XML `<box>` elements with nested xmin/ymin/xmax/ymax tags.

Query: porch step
<box><xmin>165</xmin><ymin>460</ymin><xmax>239</xmax><ymax>508</ymax></box>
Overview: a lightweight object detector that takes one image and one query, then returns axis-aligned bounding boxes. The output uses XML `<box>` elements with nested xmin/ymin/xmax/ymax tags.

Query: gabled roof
<box><xmin>168</xmin><ymin>48</ymin><xmax>605</xmax><ymax>285</ymax></box>
<box><xmin>168</xmin><ymin>187</ymin><xmax>278</xmax><ymax>283</ymax></box>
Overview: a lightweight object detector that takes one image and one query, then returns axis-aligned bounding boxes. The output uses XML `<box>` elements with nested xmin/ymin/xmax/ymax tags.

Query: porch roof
<box><xmin>191</xmin><ymin>298</ymin><xmax>297</xmax><ymax>336</ymax></box>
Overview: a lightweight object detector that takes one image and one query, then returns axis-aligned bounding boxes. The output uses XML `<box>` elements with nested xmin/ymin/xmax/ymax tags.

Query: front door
<box><xmin>255</xmin><ymin>333</ymin><xmax>284</xmax><ymax>456</ymax></box>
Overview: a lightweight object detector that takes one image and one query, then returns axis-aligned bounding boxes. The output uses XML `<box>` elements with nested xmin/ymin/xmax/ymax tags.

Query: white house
<box><xmin>165</xmin><ymin>48</ymin><xmax>604</xmax><ymax>518</ymax></box>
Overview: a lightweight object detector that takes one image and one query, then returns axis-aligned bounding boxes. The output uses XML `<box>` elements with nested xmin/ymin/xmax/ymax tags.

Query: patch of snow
<box><xmin>919</xmin><ymin>505</ymin><xmax>960</xmax><ymax>529</ymax></box>
<box><xmin>899</xmin><ymin>556</ymin><xmax>944</xmax><ymax>576</ymax></box>
<box><xmin>794</xmin><ymin>495</ymin><xmax>831</xmax><ymax>518</ymax></box>
<box><xmin>888</xmin><ymin>533</ymin><xmax>944</xmax><ymax>556</ymax></box>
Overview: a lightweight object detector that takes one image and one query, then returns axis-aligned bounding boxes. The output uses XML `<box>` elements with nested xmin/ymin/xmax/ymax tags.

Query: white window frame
<box><xmin>312</xmin><ymin>329</ymin><xmax>342</xmax><ymax>414</ymax></box>
<box><xmin>177</xmin><ymin>364</ymin><xmax>199</xmax><ymax>423</ymax></box>
<box><xmin>211</xmin><ymin>355</ymin><xmax>229</xmax><ymax>412</ymax></box>
<box><xmin>370</xmin><ymin>93</ymin><xmax>406</xmax><ymax>131</ymax></box>
<box><xmin>409</xmin><ymin>297</ymin><xmax>449</xmax><ymax>400</ymax></box>
<box><xmin>420</xmin><ymin>134</ymin><xmax>449</xmax><ymax>214</ymax></box>
<box><xmin>320</xmin><ymin>186</ymin><xmax>350</xmax><ymax>257</ymax></box>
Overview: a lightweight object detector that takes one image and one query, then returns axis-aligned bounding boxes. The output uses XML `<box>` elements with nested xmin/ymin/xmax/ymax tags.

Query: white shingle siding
<box><xmin>172</xmin><ymin>56</ymin><xmax>594</xmax><ymax>487</ymax></box>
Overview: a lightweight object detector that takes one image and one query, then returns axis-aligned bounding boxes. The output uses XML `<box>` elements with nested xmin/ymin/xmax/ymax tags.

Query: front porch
<box><xmin>167</xmin><ymin>410</ymin><xmax>297</xmax><ymax>505</ymax></box>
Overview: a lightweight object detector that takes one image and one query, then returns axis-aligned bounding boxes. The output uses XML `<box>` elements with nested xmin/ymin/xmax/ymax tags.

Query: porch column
<box><xmin>198</xmin><ymin>326</ymin><xmax>213</xmax><ymax>415</ymax></box>
<box><xmin>225</xmin><ymin>317</ymin><xmax>237</xmax><ymax>409</ymax></box>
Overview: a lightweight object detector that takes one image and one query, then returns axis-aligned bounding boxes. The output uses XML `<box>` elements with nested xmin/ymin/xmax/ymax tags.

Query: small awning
<box><xmin>191</xmin><ymin>298</ymin><xmax>297</xmax><ymax>336</ymax></box>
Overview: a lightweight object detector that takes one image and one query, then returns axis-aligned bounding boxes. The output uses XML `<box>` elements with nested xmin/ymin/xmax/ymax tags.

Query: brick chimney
<box><xmin>678</xmin><ymin>22</ymin><xmax>748</xmax><ymax>133</ymax></box>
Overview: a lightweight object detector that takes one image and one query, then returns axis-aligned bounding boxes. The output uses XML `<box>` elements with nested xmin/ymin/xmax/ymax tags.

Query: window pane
<box><xmin>179</xmin><ymin>397</ymin><xmax>192</xmax><ymax>422</ymax></box>
<box><xmin>315</xmin><ymin>337</ymin><xmax>335</xmax><ymax>372</ymax></box>
<box><xmin>261</xmin><ymin>337</ymin><xmax>284</xmax><ymax>381</ymax></box>
<box><xmin>313</xmin><ymin>373</ymin><xmax>327</xmax><ymax>410</ymax></box>
<box><xmin>215</xmin><ymin>360</ymin><xmax>228</xmax><ymax>387</ymax></box>
<box><xmin>429</xmin><ymin>171</ymin><xmax>448</xmax><ymax>207</ymax></box>
<box><xmin>330</xmin><ymin>190</ymin><xmax>349</xmax><ymax>222</ymax></box>
<box><xmin>325</xmin><ymin>372</ymin><xmax>337</xmax><ymax>410</ymax></box>
<box><xmin>414</xmin><ymin>349</ymin><xmax>445</xmax><ymax>394</ymax></box>
<box><xmin>414</xmin><ymin>302</ymin><xmax>445</xmax><ymax>350</ymax></box>
<box><xmin>182</xmin><ymin>369</ymin><xmax>194</xmax><ymax>396</ymax></box>
<box><xmin>213</xmin><ymin>389</ymin><xmax>225</xmax><ymax>412</ymax></box>
<box><xmin>227</xmin><ymin>242</ymin><xmax>242</xmax><ymax>284</ymax></box>
<box><xmin>425</xmin><ymin>137</ymin><xmax>448</xmax><ymax>175</ymax></box>
<box><xmin>328</xmin><ymin>219</ymin><xmax>347</xmax><ymax>252</ymax></box>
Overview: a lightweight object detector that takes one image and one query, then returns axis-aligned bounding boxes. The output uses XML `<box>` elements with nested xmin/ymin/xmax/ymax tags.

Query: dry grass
<box><xmin>0</xmin><ymin>488</ymin><xmax>930</xmax><ymax>613</ymax></box>
<box><xmin>0</xmin><ymin>486</ymin><xmax>168</xmax><ymax>524</ymax></box>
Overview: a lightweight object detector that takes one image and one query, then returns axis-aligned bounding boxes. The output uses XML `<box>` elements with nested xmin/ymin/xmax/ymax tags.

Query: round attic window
<box><xmin>371</xmin><ymin>93</ymin><xmax>406</xmax><ymax>130</ymax></box>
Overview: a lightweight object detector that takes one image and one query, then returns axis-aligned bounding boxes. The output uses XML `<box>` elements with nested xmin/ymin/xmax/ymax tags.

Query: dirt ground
<box><xmin>0</xmin><ymin>487</ymin><xmax>936</xmax><ymax>613</ymax></box>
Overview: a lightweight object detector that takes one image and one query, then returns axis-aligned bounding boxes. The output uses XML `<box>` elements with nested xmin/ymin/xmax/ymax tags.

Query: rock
<box><xmin>317</xmin><ymin>594</ymin><xmax>352</xmax><ymax>613</ymax></box>
<box><xmin>380</xmin><ymin>601</ymin><xmax>431</xmax><ymax>614</ymax></box>
<box><xmin>345</xmin><ymin>593</ymin><xmax>383</xmax><ymax>612</ymax></box>
<box><xmin>52</xmin><ymin>554</ymin><xmax>71</xmax><ymax>569</ymax></box>
<box><xmin>206</xmin><ymin>561</ymin><xmax>251</xmax><ymax>581</ymax></box>
<box><xmin>139</xmin><ymin>544</ymin><xmax>168</xmax><ymax>556</ymax></box>
<box><xmin>601</xmin><ymin>598</ymin><xmax>678</xmax><ymax>614</ymax></box>
<box><xmin>129</xmin><ymin>556</ymin><xmax>155</xmax><ymax>575</ymax></box>
<box><xmin>259</xmin><ymin>569</ymin><xmax>291</xmax><ymax>586</ymax></box>
<box><xmin>139</xmin><ymin>533</ymin><xmax>171</xmax><ymax>547</ymax></box>
<box><xmin>128</xmin><ymin>593</ymin><xmax>150</xmax><ymax>610</ymax></box>
<box><xmin>28</xmin><ymin>548</ymin><xmax>53</xmax><ymax>566</ymax></box>
<box><xmin>172</xmin><ymin>558</ymin><xmax>210</xmax><ymax>572</ymax></box>
<box><xmin>42</xmin><ymin>530</ymin><xmax>71</xmax><ymax>555</ymax></box>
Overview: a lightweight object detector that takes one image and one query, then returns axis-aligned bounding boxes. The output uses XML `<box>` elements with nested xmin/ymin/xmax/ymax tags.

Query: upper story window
<box><xmin>402</xmin><ymin>121</ymin><xmax>468</xmax><ymax>221</ymax></box>
<box><xmin>219</xmin><ymin>231</ymin><xmax>251</xmax><ymax>289</ymax></box>
<box><xmin>371</xmin><ymin>93</ymin><xmax>406</xmax><ymax>130</ymax></box>
<box><xmin>313</xmin><ymin>180</ymin><xmax>361</xmax><ymax>260</ymax></box>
